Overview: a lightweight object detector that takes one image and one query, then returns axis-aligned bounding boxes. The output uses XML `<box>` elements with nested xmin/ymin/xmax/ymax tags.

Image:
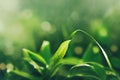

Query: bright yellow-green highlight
<box><xmin>99</xmin><ymin>28</ymin><xmax>108</xmax><ymax>37</ymax></box>
<box><xmin>74</xmin><ymin>46</ymin><xmax>83</xmax><ymax>55</ymax></box>
<box><xmin>93</xmin><ymin>46</ymin><xmax>99</xmax><ymax>54</ymax></box>
<box><xmin>110</xmin><ymin>44</ymin><xmax>118</xmax><ymax>52</ymax></box>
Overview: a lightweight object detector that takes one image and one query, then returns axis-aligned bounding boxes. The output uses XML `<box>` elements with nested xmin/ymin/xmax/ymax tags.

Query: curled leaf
<box><xmin>71</xmin><ymin>29</ymin><xmax>113</xmax><ymax>70</ymax></box>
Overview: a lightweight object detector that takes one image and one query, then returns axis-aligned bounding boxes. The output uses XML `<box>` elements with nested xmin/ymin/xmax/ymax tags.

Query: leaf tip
<box><xmin>22</xmin><ymin>48</ymin><xmax>27</xmax><ymax>52</ymax></box>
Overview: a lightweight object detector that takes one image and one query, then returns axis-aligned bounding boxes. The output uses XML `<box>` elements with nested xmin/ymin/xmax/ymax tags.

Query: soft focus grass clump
<box><xmin>8</xmin><ymin>30</ymin><xmax>120</xmax><ymax>80</ymax></box>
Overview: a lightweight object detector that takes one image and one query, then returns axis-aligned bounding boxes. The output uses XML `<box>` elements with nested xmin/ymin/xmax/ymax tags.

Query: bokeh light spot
<box><xmin>70</xmin><ymin>11</ymin><xmax>79</xmax><ymax>21</ymax></box>
<box><xmin>110</xmin><ymin>44</ymin><xmax>118</xmax><ymax>52</ymax></box>
<box><xmin>41</xmin><ymin>21</ymin><xmax>52</xmax><ymax>32</ymax></box>
<box><xmin>93</xmin><ymin>46</ymin><xmax>99</xmax><ymax>54</ymax></box>
<box><xmin>6</xmin><ymin>63</ymin><xmax>14</xmax><ymax>73</ymax></box>
<box><xmin>99</xmin><ymin>28</ymin><xmax>108</xmax><ymax>37</ymax></box>
<box><xmin>74</xmin><ymin>46</ymin><xmax>83</xmax><ymax>55</ymax></box>
<box><xmin>0</xmin><ymin>63</ymin><xmax>6</xmax><ymax>70</ymax></box>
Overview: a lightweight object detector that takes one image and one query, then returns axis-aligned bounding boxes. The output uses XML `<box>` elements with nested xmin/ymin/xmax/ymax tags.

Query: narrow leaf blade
<box><xmin>50</xmin><ymin>40</ymin><xmax>71</xmax><ymax>66</ymax></box>
<box><xmin>23</xmin><ymin>49</ymin><xmax>47</xmax><ymax>66</ymax></box>
<box><xmin>11</xmin><ymin>69</ymin><xmax>40</xmax><ymax>80</ymax></box>
<box><xmin>68</xmin><ymin>62</ymin><xmax>106</xmax><ymax>80</ymax></box>
<box><xmin>59</xmin><ymin>57</ymin><xmax>83</xmax><ymax>65</ymax></box>
<box><xmin>23</xmin><ymin>58</ymin><xmax>44</xmax><ymax>74</ymax></box>
<box><xmin>68</xmin><ymin>63</ymin><xmax>100</xmax><ymax>80</ymax></box>
<box><xmin>49</xmin><ymin>40</ymin><xmax>71</xmax><ymax>78</ymax></box>
<box><xmin>71</xmin><ymin>29</ymin><xmax>113</xmax><ymax>69</ymax></box>
<box><xmin>40</xmin><ymin>40</ymin><xmax>51</xmax><ymax>63</ymax></box>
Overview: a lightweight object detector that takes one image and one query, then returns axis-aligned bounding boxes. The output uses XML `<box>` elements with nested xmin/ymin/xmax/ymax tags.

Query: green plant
<box><xmin>10</xmin><ymin>30</ymin><xmax>120</xmax><ymax>80</ymax></box>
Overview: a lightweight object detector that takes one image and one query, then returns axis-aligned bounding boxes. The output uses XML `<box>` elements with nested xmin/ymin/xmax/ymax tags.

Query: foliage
<box><xmin>9</xmin><ymin>30</ymin><xmax>120</xmax><ymax>80</ymax></box>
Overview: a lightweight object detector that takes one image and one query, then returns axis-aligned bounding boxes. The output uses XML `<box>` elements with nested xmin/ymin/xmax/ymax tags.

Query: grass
<box><xmin>9</xmin><ymin>30</ymin><xmax>120</xmax><ymax>80</ymax></box>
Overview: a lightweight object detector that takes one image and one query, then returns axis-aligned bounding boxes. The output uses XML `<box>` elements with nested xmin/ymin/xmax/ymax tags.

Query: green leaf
<box><xmin>106</xmin><ymin>68</ymin><xmax>120</xmax><ymax>80</ymax></box>
<box><xmin>40</xmin><ymin>40</ymin><xmax>51</xmax><ymax>63</ymax></box>
<box><xmin>49</xmin><ymin>58</ymin><xmax>83</xmax><ymax>78</ymax></box>
<box><xmin>68</xmin><ymin>63</ymin><xmax>100</xmax><ymax>80</ymax></box>
<box><xmin>11</xmin><ymin>69</ymin><xmax>41</xmax><ymax>80</ymax></box>
<box><xmin>49</xmin><ymin>58</ymin><xmax>83</xmax><ymax>79</ymax></box>
<box><xmin>71</xmin><ymin>29</ymin><xmax>113</xmax><ymax>70</ymax></box>
<box><xmin>59</xmin><ymin>57</ymin><xmax>83</xmax><ymax>65</ymax></box>
<box><xmin>23</xmin><ymin>58</ymin><xmax>44</xmax><ymax>74</ymax></box>
<box><xmin>49</xmin><ymin>40</ymin><xmax>71</xmax><ymax>78</ymax></box>
<box><xmin>22</xmin><ymin>48</ymin><xmax>47</xmax><ymax>66</ymax></box>
<box><xmin>68</xmin><ymin>62</ymin><xmax>106</xmax><ymax>80</ymax></box>
<box><xmin>87</xmin><ymin>62</ymin><xmax>106</xmax><ymax>80</ymax></box>
<box><xmin>50</xmin><ymin>40</ymin><xmax>71</xmax><ymax>66</ymax></box>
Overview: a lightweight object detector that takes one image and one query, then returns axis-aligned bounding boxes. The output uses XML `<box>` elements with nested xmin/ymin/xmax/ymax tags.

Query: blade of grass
<box><xmin>59</xmin><ymin>57</ymin><xmax>83</xmax><ymax>65</ymax></box>
<box><xmin>23</xmin><ymin>48</ymin><xmax>47</xmax><ymax>66</ymax></box>
<box><xmin>106</xmin><ymin>68</ymin><xmax>120</xmax><ymax>80</ymax></box>
<box><xmin>40</xmin><ymin>40</ymin><xmax>51</xmax><ymax>63</ymax></box>
<box><xmin>50</xmin><ymin>40</ymin><xmax>71</xmax><ymax>66</ymax></box>
<box><xmin>71</xmin><ymin>30</ymin><xmax>113</xmax><ymax>70</ymax></box>
<box><xmin>86</xmin><ymin>62</ymin><xmax>106</xmax><ymax>80</ymax></box>
<box><xmin>49</xmin><ymin>40</ymin><xmax>71</xmax><ymax>78</ymax></box>
<box><xmin>68</xmin><ymin>63</ymin><xmax>101</xmax><ymax>80</ymax></box>
<box><xmin>23</xmin><ymin>57</ymin><xmax>44</xmax><ymax>74</ymax></box>
<box><xmin>11</xmin><ymin>69</ymin><xmax>41</xmax><ymax>80</ymax></box>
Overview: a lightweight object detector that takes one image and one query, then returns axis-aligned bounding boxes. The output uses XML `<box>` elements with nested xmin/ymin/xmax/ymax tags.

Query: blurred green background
<box><xmin>0</xmin><ymin>0</ymin><xmax>120</xmax><ymax>79</ymax></box>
